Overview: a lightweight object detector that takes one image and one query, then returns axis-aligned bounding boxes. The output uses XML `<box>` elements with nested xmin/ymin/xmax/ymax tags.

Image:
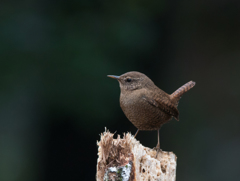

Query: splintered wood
<box><xmin>96</xmin><ymin>129</ymin><xmax>177</xmax><ymax>181</ymax></box>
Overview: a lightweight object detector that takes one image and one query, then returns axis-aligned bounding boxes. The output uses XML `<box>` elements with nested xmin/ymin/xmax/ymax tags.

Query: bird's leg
<box><xmin>134</xmin><ymin>129</ymin><xmax>139</xmax><ymax>138</ymax></box>
<box><xmin>155</xmin><ymin>129</ymin><xmax>161</xmax><ymax>158</ymax></box>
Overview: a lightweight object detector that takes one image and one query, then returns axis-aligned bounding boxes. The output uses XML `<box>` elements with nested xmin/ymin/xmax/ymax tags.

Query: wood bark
<box><xmin>96</xmin><ymin>129</ymin><xmax>177</xmax><ymax>181</ymax></box>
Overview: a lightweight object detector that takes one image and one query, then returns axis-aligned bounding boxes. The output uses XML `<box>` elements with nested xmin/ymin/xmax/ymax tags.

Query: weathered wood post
<box><xmin>96</xmin><ymin>129</ymin><xmax>177</xmax><ymax>181</ymax></box>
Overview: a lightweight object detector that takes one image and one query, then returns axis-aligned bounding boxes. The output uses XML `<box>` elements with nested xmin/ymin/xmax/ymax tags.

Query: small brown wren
<box><xmin>108</xmin><ymin>71</ymin><xmax>195</xmax><ymax>154</ymax></box>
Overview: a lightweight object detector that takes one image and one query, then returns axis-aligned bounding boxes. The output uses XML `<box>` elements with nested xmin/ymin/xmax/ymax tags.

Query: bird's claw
<box><xmin>154</xmin><ymin>143</ymin><xmax>161</xmax><ymax>158</ymax></box>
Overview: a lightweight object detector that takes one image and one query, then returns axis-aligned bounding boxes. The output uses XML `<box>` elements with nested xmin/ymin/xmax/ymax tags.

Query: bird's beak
<box><xmin>107</xmin><ymin>75</ymin><xmax>120</xmax><ymax>80</ymax></box>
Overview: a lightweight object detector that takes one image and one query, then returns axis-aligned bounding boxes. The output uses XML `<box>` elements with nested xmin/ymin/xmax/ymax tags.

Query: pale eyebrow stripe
<box><xmin>124</xmin><ymin>77</ymin><xmax>140</xmax><ymax>80</ymax></box>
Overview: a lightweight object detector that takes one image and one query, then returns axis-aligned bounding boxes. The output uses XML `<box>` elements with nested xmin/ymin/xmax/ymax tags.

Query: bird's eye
<box><xmin>126</xmin><ymin>78</ymin><xmax>132</xmax><ymax>82</ymax></box>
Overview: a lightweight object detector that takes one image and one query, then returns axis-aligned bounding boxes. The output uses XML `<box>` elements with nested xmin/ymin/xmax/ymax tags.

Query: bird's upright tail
<box><xmin>170</xmin><ymin>81</ymin><xmax>196</xmax><ymax>106</ymax></box>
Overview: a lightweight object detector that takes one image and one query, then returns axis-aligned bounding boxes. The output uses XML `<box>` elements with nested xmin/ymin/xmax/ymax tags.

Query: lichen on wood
<box><xmin>96</xmin><ymin>128</ymin><xmax>177</xmax><ymax>181</ymax></box>
<box><xmin>103</xmin><ymin>162</ymin><xmax>132</xmax><ymax>181</ymax></box>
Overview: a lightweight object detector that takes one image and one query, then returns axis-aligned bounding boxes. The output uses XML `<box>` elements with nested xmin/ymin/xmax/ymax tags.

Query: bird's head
<box><xmin>107</xmin><ymin>71</ymin><xmax>155</xmax><ymax>92</ymax></box>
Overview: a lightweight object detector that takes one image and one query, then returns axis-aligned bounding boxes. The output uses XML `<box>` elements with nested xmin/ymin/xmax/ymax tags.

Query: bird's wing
<box><xmin>142</xmin><ymin>92</ymin><xmax>179</xmax><ymax>121</ymax></box>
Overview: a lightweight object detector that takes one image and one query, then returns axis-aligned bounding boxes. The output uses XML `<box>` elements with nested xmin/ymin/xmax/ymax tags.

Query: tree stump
<box><xmin>96</xmin><ymin>129</ymin><xmax>177</xmax><ymax>181</ymax></box>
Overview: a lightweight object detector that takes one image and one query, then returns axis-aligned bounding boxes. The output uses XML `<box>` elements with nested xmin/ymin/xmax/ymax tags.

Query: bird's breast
<box><xmin>120</xmin><ymin>90</ymin><xmax>171</xmax><ymax>130</ymax></box>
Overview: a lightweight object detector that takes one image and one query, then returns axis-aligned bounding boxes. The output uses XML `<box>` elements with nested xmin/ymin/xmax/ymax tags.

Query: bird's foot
<box><xmin>154</xmin><ymin>143</ymin><xmax>161</xmax><ymax>158</ymax></box>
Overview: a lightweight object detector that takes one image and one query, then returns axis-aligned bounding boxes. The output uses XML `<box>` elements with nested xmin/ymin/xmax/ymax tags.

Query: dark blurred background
<box><xmin>1</xmin><ymin>0</ymin><xmax>240</xmax><ymax>180</ymax></box>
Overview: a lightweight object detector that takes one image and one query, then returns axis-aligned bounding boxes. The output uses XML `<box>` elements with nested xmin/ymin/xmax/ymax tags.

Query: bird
<box><xmin>107</xmin><ymin>71</ymin><xmax>195</xmax><ymax>156</ymax></box>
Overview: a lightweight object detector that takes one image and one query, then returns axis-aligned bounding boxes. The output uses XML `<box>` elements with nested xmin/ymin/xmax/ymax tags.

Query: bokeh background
<box><xmin>1</xmin><ymin>0</ymin><xmax>240</xmax><ymax>180</ymax></box>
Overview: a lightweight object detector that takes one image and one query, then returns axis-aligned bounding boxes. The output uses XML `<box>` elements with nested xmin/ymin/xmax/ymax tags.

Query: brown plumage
<box><xmin>108</xmin><ymin>71</ymin><xmax>195</xmax><ymax>155</ymax></box>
